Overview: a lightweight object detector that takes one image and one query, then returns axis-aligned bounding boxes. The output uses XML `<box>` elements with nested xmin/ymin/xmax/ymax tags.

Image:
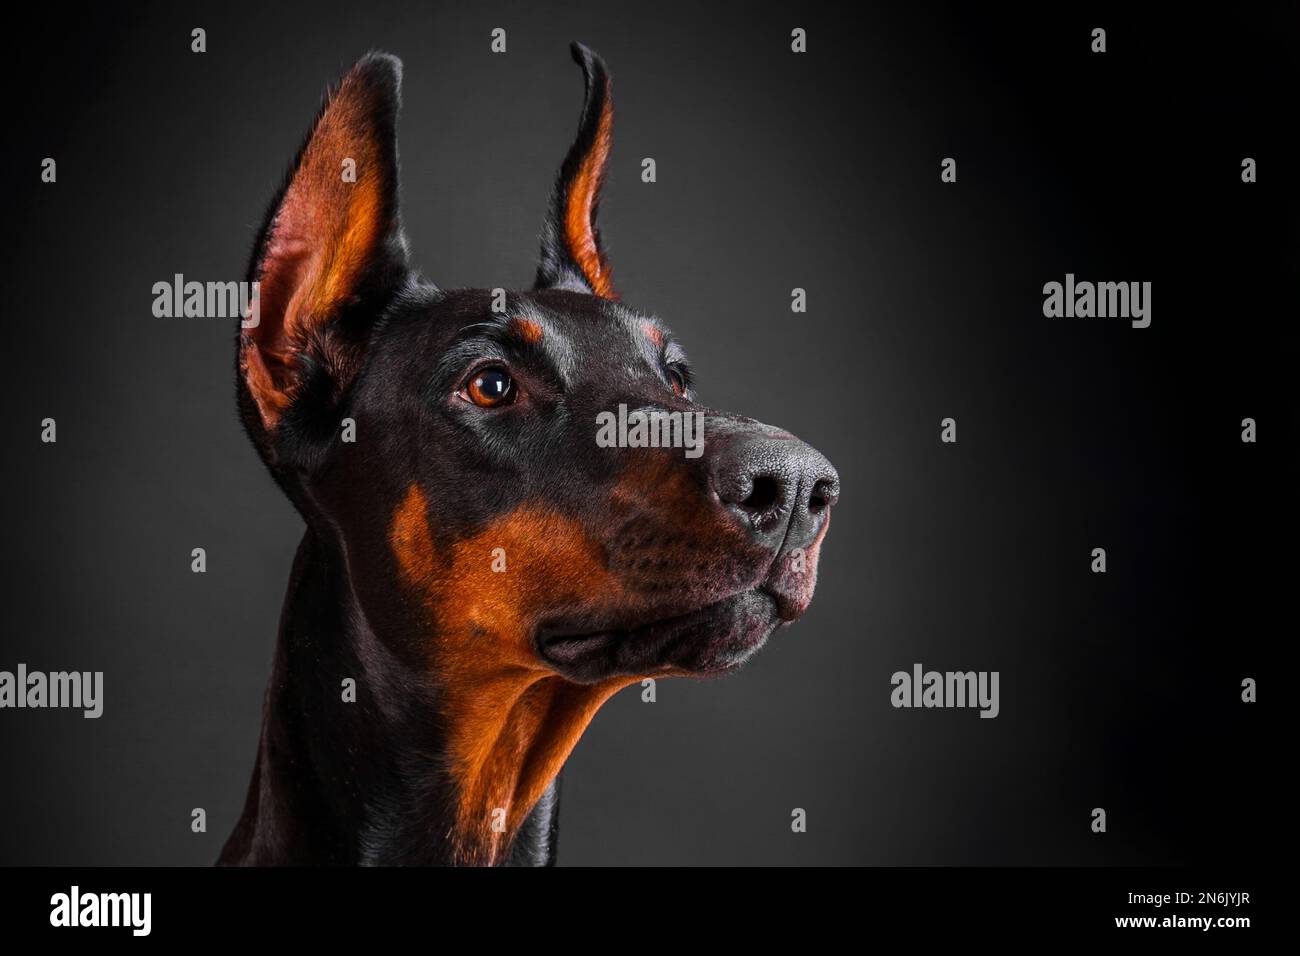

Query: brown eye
<box><xmin>463</xmin><ymin>367</ymin><xmax>514</xmax><ymax>407</ymax></box>
<box><xmin>666</xmin><ymin>365</ymin><xmax>688</xmax><ymax>397</ymax></box>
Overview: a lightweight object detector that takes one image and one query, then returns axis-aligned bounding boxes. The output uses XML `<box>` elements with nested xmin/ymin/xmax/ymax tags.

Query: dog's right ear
<box><xmin>239</xmin><ymin>52</ymin><xmax>408</xmax><ymax>465</ymax></box>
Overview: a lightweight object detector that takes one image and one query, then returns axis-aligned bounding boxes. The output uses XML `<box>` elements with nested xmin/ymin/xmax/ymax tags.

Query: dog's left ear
<box><xmin>240</xmin><ymin>52</ymin><xmax>408</xmax><ymax>448</ymax></box>
<box><xmin>534</xmin><ymin>43</ymin><xmax>616</xmax><ymax>299</ymax></box>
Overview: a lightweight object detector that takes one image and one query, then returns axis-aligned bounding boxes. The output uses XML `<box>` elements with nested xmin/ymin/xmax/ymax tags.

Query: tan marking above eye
<box><xmin>640</xmin><ymin>320</ymin><xmax>664</xmax><ymax>350</ymax></box>
<box><xmin>510</xmin><ymin>317</ymin><xmax>544</xmax><ymax>344</ymax></box>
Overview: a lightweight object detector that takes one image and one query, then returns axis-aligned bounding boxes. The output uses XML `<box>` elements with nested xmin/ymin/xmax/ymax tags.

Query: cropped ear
<box><xmin>240</xmin><ymin>52</ymin><xmax>408</xmax><ymax>445</ymax></box>
<box><xmin>534</xmin><ymin>43</ymin><xmax>616</xmax><ymax>299</ymax></box>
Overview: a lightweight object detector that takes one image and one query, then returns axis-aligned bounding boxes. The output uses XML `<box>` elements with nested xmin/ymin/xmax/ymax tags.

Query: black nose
<box><xmin>711</xmin><ymin>429</ymin><xmax>839</xmax><ymax>552</ymax></box>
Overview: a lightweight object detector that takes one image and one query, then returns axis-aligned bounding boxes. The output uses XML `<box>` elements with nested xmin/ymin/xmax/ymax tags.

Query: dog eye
<box><xmin>461</xmin><ymin>367</ymin><xmax>514</xmax><ymax>407</ymax></box>
<box><xmin>666</xmin><ymin>364</ymin><xmax>688</xmax><ymax>397</ymax></box>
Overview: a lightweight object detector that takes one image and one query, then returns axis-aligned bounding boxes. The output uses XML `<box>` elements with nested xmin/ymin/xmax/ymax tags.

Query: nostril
<box><xmin>741</xmin><ymin>475</ymin><xmax>781</xmax><ymax>515</ymax></box>
<box><xmin>808</xmin><ymin>477</ymin><xmax>838</xmax><ymax>514</ymax></box>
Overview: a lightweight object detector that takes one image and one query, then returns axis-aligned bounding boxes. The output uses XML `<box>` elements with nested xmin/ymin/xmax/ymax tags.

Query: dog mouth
<box><xmin>537</xmin><ymin>588</ymin><xmax>783</xmax><ymax>683</ymax></box>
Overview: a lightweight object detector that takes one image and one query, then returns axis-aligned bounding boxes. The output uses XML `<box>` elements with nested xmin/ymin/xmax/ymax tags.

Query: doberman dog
<box><xmin>220</xmin><ymin>44</ymin><xmax>839</xmax><ymax>866</ymax></box>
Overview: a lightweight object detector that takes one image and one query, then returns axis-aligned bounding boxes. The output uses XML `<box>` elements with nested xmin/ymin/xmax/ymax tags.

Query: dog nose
<box><xmin>711</xmin><ymin>430</ymin><xmax>839</xmax><ymax>552</ymax></box>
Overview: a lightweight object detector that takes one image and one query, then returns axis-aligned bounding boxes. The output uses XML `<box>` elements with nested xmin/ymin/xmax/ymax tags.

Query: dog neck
<box><xmin>219</xmin><ymin>530</ymin><xmax>620</xmax><ymax>866</ymax></box>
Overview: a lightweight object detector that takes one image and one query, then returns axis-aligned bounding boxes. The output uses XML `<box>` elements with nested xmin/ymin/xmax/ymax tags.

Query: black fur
<box><xmin>222</xmin><ymin>46</ymin><xmax>839</xmax><ymax>866</ymax></box>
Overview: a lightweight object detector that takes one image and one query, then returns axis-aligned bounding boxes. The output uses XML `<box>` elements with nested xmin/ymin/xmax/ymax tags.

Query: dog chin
<box><xmin>537</xmin><ymin>589</ymin><xmax>784</xmax><ymax>683</ymax></box>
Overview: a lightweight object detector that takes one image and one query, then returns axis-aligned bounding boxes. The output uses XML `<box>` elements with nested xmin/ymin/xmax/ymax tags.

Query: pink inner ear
<box><xmin>242</xmin><ymin>186</ymin><xmax>360</xmax><ymax>429</ymax></box>
<box><xmin>242</xmin><ymin>219</ymin><xmax>321</xmax><ymax>433</ymax></box>
<box><xmin>240</xmin><ymin>66</ymin><xmax>392</xmax><ymax>431</ymax></box>
<box><xmin>256</xmin><ymin>227</ymin><xmax>320</xmax><ymax>365</ymax></box>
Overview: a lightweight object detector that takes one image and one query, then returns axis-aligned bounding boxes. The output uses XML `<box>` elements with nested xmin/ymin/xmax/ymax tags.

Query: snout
<box><xmin>707</xmin><ymin>419</ymin><xmax>839</xmax><ymax>620</ymax></box>
<box><xmin>709</xmin><ymin>424</ymin><xmax>839</xmax><ymax>552</ymax></box>
<box><xmin>534</xmin><ymin>411</ymin><xmax>840</xmax><ymax>681</ymax></box>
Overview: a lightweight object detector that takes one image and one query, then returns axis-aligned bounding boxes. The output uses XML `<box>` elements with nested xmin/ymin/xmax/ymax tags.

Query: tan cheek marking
<box><xmin>390</xmin><ymin>483</ymin><xmax>439</xmax><ymax>586</ymax></box>
<box><xmin>441</xmin><ymin>506</ymin><xmax>626</xmax><ymax>658</ymax></box>
<box><xmin>389</xmin><ymin>485</ymin><xmax>637</xmax><ymax>863</ymax></box>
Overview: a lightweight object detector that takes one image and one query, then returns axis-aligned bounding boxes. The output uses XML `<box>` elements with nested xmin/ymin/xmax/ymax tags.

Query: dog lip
<box><xmin>759</xmin><ymin>584</ymin><xmax>804</xmax><ymax>623</ymax></box>
<box><xmin>537</xmin><ymin>597</ymin><xmax>729</xmax><ymax>662</ymax></box>
<box><xmin>535</xmin><ymin>588</ymin><xmax>765</xmax><ymax>669</ymax></box>
<box><xmin>537</xmin><ymin>632</ymin><xmax>614</xmax><ymax>667</ymax></box>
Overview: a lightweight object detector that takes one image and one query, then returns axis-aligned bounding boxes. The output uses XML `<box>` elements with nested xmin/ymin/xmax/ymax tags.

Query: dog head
<box><xmin>238</xmin><ymin>46</ymin><xmax>838</xmax><ymax>687</ymax></box>
<box><xmin>238</xmin><ymin>45</ymin><xmax>842</xmax><ymax>860</ymax></box>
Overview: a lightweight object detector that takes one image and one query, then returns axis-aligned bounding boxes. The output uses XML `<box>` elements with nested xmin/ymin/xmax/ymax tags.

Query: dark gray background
<box><xmin>1</xmin><ymin>1</ymin><xmax>1290</xmax><ymax>865</ymax></box>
